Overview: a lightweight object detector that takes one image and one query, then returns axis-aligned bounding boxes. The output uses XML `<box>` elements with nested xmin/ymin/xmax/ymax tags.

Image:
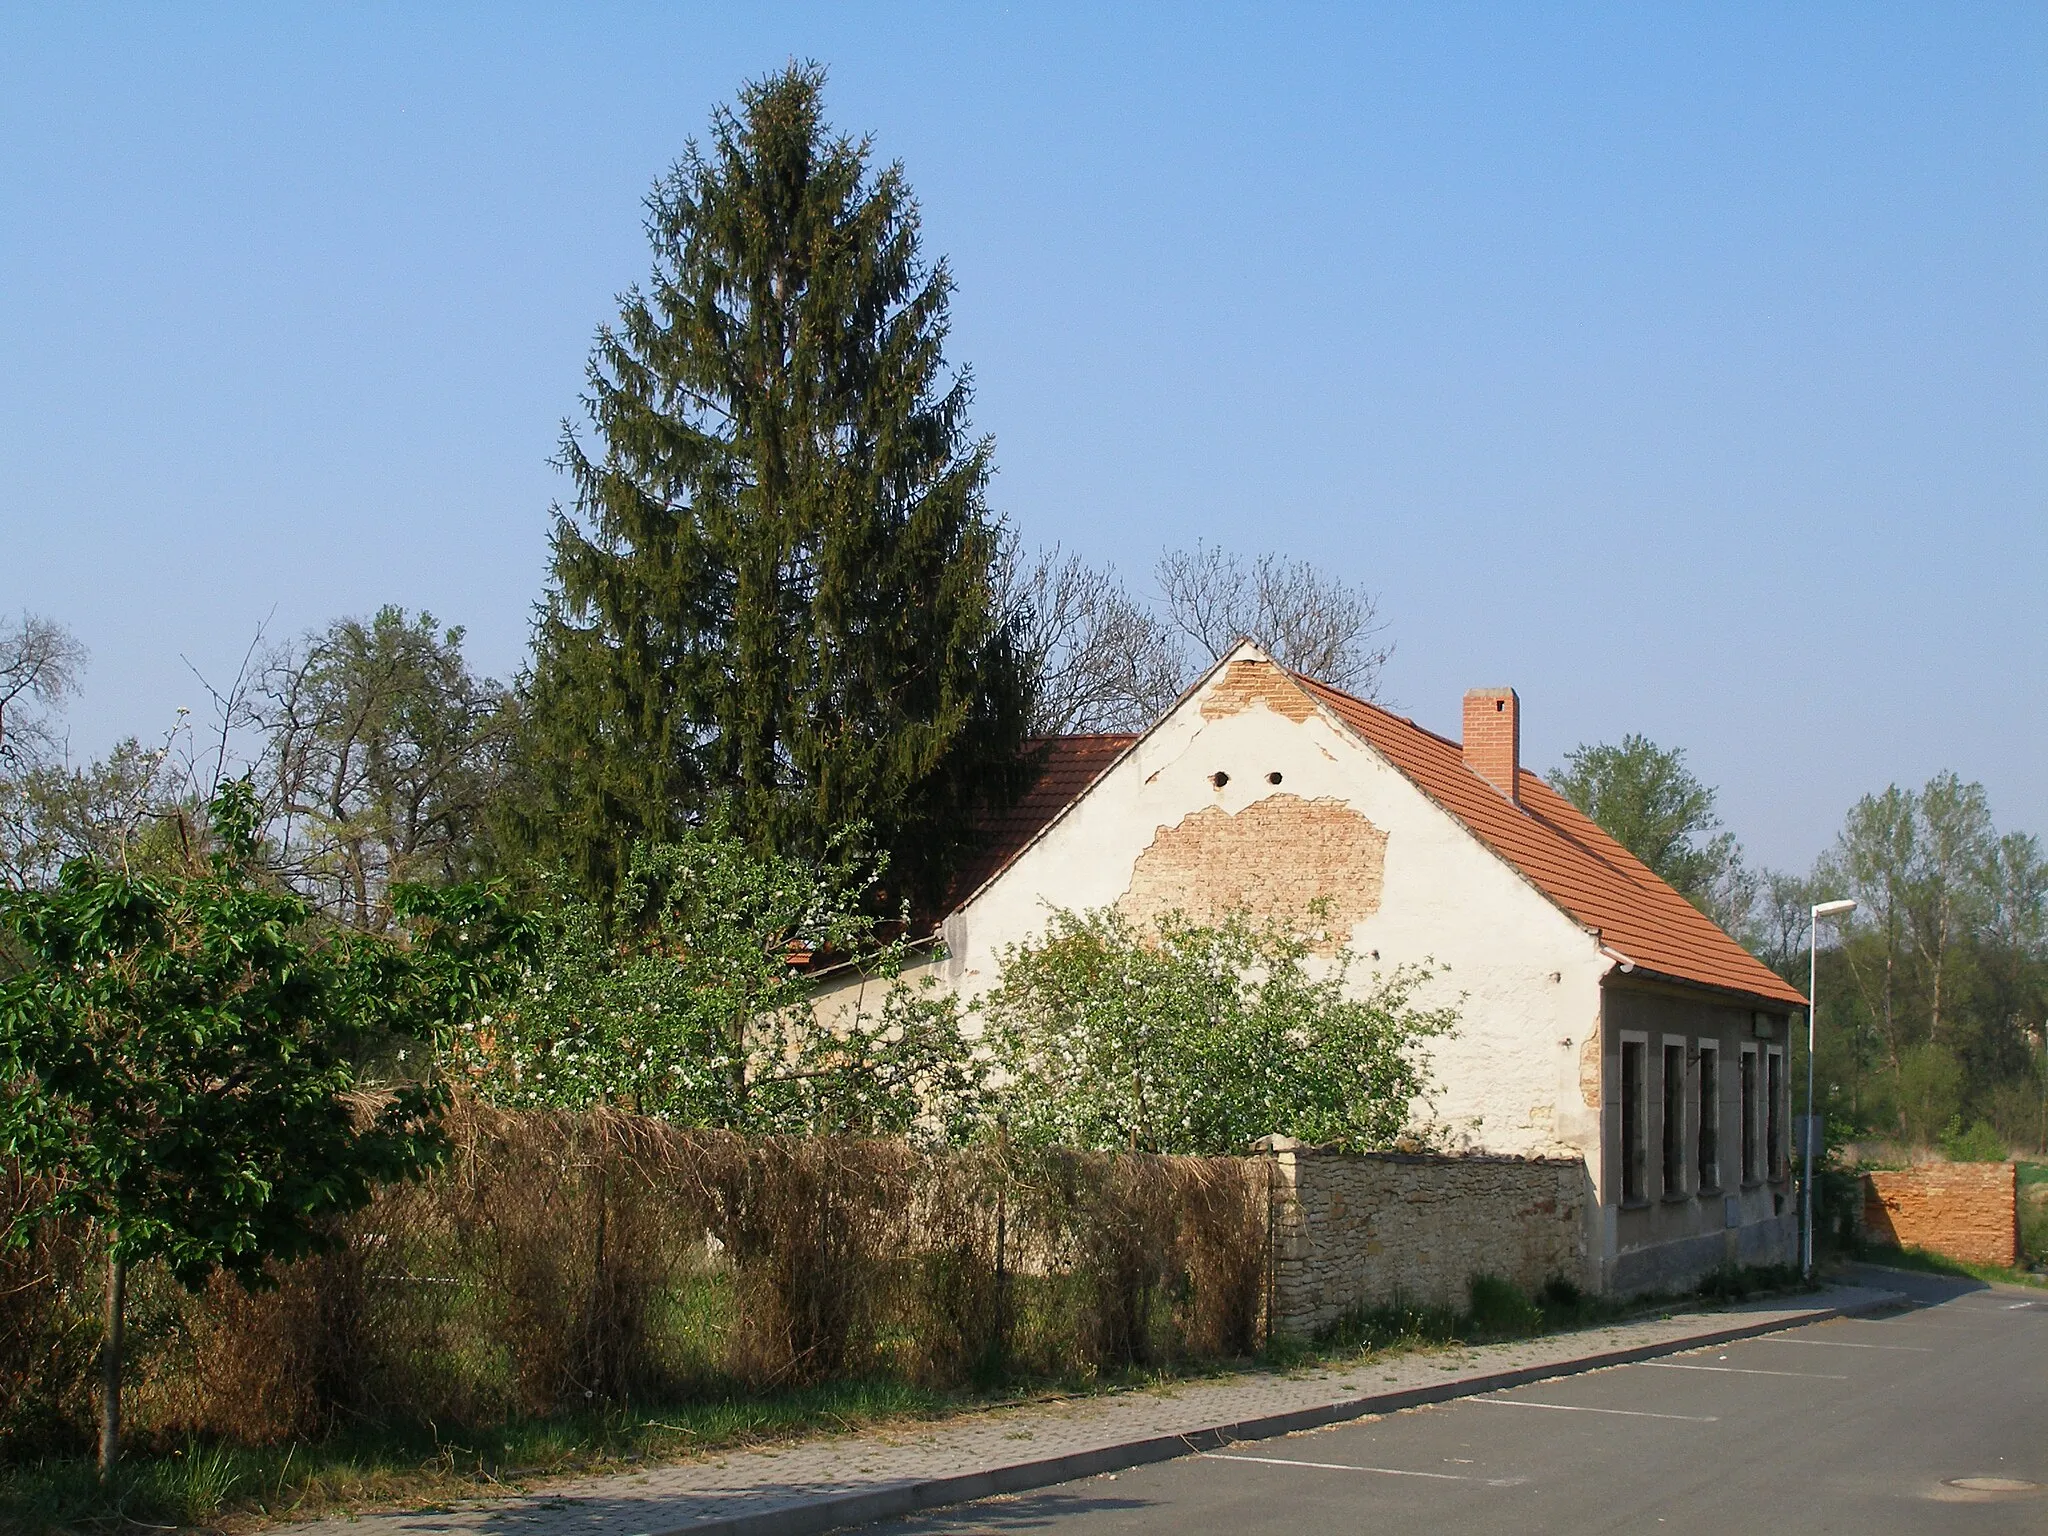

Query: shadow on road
<box><xmin>1840</xmin><ymin>1260</ymin><xmax>1990</xmax><ymax>1309</ymax></box>
<box><xmin>875</xmin><ymin>1490</ymin><xmax>1155</xmax><ymax>1532</ymax></box>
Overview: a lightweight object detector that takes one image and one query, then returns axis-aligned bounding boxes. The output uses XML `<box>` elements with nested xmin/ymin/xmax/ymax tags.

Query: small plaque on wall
<box><xmin>1751</xmin><ymin>1012</ymin><xmax>1779</xmax><ymax>1040</ymax></box>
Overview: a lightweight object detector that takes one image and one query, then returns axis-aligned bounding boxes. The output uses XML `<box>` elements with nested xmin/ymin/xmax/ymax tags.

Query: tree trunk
<box><xmin>98</xmin><ymin>1248</ymin><xmax>125</xmax><ymax>1479</ymax></box>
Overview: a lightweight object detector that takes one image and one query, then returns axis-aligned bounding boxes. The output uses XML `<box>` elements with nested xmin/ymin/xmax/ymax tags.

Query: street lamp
<box><xmin>1803</xmin><ymin>898</ymin><xmax>1857</xmax><ymax>1275</ymax></box>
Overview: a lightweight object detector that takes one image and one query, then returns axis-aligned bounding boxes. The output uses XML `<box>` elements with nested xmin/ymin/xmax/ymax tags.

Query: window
<box><xmin>1740</xmin><ymin>1045</ymin><xmax>1760</xmax><ymax>1186</ymax></box>
<box><xmin>1697</xmin><ymin>1043</ymin><xmax>1720</xmax><ymax>1192</ymax></box>
<box><xmin>1620</xmin><ymin>1038</ymin><xmax>1648</xmax><ymax>1204</ymax></box>
<box><xmin>1662</xmin><ymin>1042</ymin><xmax>1686</xmax><ymax>1197</ymax></box>
<box><xmin>1767</xmin><ymin>1046</ymin><xmax>1786</xmax><ymax>1182</ymax></box>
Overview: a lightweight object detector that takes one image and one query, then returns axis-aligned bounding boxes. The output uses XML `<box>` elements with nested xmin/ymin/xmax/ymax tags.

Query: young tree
<box><xmin>1902</xmin><ymin>771</ymin><xmax>1994</xmax><ymax>1045</ymax></box>
<box><xmin>257</xmin><ymin>607</ymin><xmax>514</xmax><ymax>930</ymax></box>
<box><xmin>522</xmin><ymin>65</ymin><xmax>1029</xmax><ymax>904</ymax></box>
<box><xmin>1552</xmin><ymin>734</ymin><xmax>1744</xmax><ymax>920</ymax></box>
<box><xmin>462</xmin><ymin>827</ymin><xmax>979</xmax><ymax>1137</ymax></box>
<box><xmin>1823</xmin><ymin>784</ymin><xmax>1919</xmax><ymax>1072</ymax></box>
<box><xmin>981</xmin><ymin>907</ymin><xmax>1455</xmax><ymax>1154</ymax></box>
<box><xmin>0</xmin><ymin>781</ymin><xmax>522</xmax><ymax>1473</ymax></box>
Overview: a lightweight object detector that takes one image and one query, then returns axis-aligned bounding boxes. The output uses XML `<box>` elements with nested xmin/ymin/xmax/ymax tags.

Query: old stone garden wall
<box><xmin>1860</xmin><ymin>1162</ymin><xmax>2018</xmax><ymax>1269</ymax></box>
<box><xmin>1265</xmin><ymin>1143</ymin><xmax>1594</xmax><ymax>1335</ymax></box>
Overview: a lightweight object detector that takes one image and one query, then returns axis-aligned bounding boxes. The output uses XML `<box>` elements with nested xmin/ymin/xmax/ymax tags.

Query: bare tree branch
<box><xmin>996</xmin><ymin>535</ymin><xmax>1179</xmax><ymax>735</ymax></box>
<box><xmin>0</xmin><ymin>612</ymin><xmax>88</xmax><ymax>769</ymax></box>
<box><xmin>1155</xmin><ymin>545</ymin><xmax>1389</xmax><ymax>697</ymax></box>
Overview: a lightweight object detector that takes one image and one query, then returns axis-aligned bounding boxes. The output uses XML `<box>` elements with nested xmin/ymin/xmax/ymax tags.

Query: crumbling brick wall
<box><xmin>1860</xmin><ymin>1162</ymin><xmax>2018</xmax><ymax>1269</ymax></box>
<box><xmin>1119</xmin><ymin>795</ymin><xmax>1388</xmax><ymax>953</ymax></box>
<box><xmin>1265</xmin><ymin>1145</ymin><xmax>1592</xmax><ymax>1335</ymax></box>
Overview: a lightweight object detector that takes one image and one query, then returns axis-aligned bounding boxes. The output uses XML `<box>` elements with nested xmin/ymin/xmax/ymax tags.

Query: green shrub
<box><xmin>1939</xmin><ymin>1118</ymin><xmax>2008</xmax><ymax>1164</ymax></box>
<box><xmin>1465</xmin><ymin>1274</ymin><xmax>1542</xmax><ymax>1337</ymax></box>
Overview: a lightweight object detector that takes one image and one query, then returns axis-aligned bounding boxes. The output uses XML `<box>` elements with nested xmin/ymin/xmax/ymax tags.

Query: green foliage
<box><xmin>0</xmin><ymin>737</ymin><xmax>195</xmax><ymax>891</ymax></box>
<box><xmin>257</xmin><ymin>606</ymin><xmax>515</xmax><ymax>930</ymax></box>
<box><xmin>1811</xmin><ymin>773</ymin><xmax>2048</xmax><ymax>1147</ymax></box>
<box><xmin>0</xmin><ymin>781</ymin><xmax>517</xmax><ymax>1290</ymax></box>
<box><xmin>460</xmin><ymin>827</ymin><xmax>981</xmax><ymax>1137</ymax></box>
<box><xmin>1939</xmin><ymin>1117</ymin><xmax>2007</xmax><ymax>1163</ymax></box>
<box><xmin>1551</xmin><ymin>733</ymin><xmax>1742</xmax><ymax>919</ymax></box>
<box><xmin>981</xmin><ymin>906</ymin><xmax>1455</xmax><ymax>1154</ymax></box>
<box><xmin>1465</xmin><ymin>1273</ymin><xmax>1542</xmax><ymax>1336</ymax></box>
<box><xmin>520</xmin><ymin>64</ymin><xmax>1030</xmax><ymax>904</ymax></box>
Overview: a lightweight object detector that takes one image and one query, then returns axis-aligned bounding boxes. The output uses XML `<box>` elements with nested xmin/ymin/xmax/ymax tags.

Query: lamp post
<box><xmin>1803</xmin><ymin>898</ymin><xmax>1857</xmax><ymax>1275</ymax></box>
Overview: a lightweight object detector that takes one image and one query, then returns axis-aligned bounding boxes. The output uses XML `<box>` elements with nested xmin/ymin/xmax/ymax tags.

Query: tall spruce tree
<box><xmin>522</xmin><ymin>66</ymin><xmax>1029</xmax><ymax>903</ymax></box>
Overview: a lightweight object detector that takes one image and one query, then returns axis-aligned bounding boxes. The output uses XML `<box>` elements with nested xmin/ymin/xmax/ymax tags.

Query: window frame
<box><xmin>1696</xmin><ymin>1039</ymin><xmax>1721</xmax><ymax>1194</ymax></box>
<box><xmin>1739</xmin><ymin>1043</ymin><xmax>1761</xmax><ymax>1188</ymax></box>
<box><xmin>1766</xmin><ymin>1044</ymin><xmax>1787</xmax><ymax>1184</ymax></box>
<box><xmin>1618</xmin><ymin>1031</ymin><xmax>1650</xmax><ymax>1207</ymax></box>
<box><xmin>1661</xmin><ymin>1036</ymin><xmax>1688</xmax><ymax>1200</ymax></box>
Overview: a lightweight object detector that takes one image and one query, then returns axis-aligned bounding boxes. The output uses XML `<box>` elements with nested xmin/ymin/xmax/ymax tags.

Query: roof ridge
<box><xmin>1288</xmin><ymin>668</ymin><xmax>1802</xmax><ymax>1007</ymax></box>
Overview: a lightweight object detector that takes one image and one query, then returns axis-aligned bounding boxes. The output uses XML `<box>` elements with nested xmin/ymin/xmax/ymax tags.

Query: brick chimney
<box><xmin>1463</xmin><ymin>688</ymin><xmax>1520</xmax><ymax>805</ymax></box>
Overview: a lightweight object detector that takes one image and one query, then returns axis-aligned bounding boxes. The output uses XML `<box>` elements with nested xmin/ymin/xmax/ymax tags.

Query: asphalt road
<box><xmin>860</xmin><ymin>1267</ymin><xmax>2048</xmax><ymax>1536</ymax></box>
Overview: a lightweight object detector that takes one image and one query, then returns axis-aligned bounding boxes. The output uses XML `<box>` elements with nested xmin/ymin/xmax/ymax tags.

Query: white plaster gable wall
<box><xmin>945</xmin><ymin>651</ymin><xmax>1614</xmax><ymax>1166</ymax></box>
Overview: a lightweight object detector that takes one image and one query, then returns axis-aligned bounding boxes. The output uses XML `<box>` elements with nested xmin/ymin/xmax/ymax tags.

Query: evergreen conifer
<box><xmin>522</xmin><ymin>66</ymin><xmax>1029</xmax><ymax>903</ymax></box>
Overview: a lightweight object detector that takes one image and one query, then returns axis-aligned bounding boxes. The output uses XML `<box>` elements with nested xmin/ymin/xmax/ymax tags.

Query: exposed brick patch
<box><xmin>1200</xmin><ymin>659</ymin><xmax>1316</xmax><ymax>722</ymax></box>
<box><xmin>1119</xmin><ymin>795</ymin><xmax>1387</xmax><ymax>953</ymax></box>
<box><xmin>1860</xmin><ymin>1163</ymin><xmax>2019</xmax><ymax>1268</ymax></box>
<box><xmin>1578</xmin><ymin>1034</ymin><xmax>1603</xmax><ymax>1109</ymax></box>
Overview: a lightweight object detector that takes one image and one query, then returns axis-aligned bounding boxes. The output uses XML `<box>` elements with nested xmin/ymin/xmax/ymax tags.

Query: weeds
<box><xmin>1305</xmin><ymin>1261</ymin><xmax>1814</xmax><ymax>1363</ymax></box>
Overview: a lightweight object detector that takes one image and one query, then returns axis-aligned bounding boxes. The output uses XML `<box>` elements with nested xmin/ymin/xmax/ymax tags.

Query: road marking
<box><xmin>1756</xmin><ymin>1337</ymin><xmax>1933</xmax><ymax>1352</ymax></box>
<box><xmin>1643</xmin><ymin>1362</ymin><xmax>1848</xmax><ymax>1379</ymax></box>
<box><xmin>1474</xmin><ymin>1399</ymin><xmax>1717</xmax><ymax>1423</ymax></box>
<box><xmin>1199</xmin><ymin>1453</ymin><xmax>1524</xmax><ymax>1487</ymax></box>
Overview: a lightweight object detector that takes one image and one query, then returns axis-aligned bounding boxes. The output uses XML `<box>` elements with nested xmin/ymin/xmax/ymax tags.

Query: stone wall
<box><xmin>1265</xmin><ymin>1142</ymin><xmax>1593</xmax><ymax>1336</ymax></box>
<box><xmin>1860</xmin><ymin>1162</ymin><xmax>2018</xmax><ymax>1269</ymax></box>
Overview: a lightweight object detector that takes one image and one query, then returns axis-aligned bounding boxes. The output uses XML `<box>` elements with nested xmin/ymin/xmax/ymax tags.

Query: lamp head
<box><xmin>1812</xmin><ymin>899</ymin><xmax>1857</xmax><ymax>920</ymax></box>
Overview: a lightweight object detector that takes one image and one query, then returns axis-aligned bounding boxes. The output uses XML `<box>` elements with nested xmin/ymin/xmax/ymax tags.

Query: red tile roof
<box><xmin>1293</xmin><ymin>676</ymin><xmax>1806</xmax><ymax>1007</ymax></box>
<box><xmin>948</xmin><ymin>734</ymin><xmax>1137</xmax><ymax>909</ymax></box>
<box><xmin>948</xmin><ymin>674</ymin><xmax>1803</xmax><ymax>1009</ymax></box>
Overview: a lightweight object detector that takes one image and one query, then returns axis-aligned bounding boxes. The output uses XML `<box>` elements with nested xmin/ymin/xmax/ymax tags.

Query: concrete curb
<box><xmin>646</xmin><ymin>1286</ymin><xmax>1905</xmax><ymax>1536</ymax></box>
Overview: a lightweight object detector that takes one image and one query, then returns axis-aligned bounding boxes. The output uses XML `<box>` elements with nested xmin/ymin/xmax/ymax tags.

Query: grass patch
<box><xmin>1851</xmin><ymin>1244</ymin><xmax>2048</xmax><ymax>1290</ymax></box>
<box><xmin>1287</xmin><ymin>1262</ymin><xmax>1814</xmax><ymax>1366</ymax></box>
<box><xmin>0</xmin><ymin>1379</ymin><xmax>957</xmax><ymax>1536</ymax></box>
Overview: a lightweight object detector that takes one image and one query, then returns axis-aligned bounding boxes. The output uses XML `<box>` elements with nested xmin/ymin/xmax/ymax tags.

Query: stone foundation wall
<box><xmin>1860</xmin><ymin>1162</ymin><xmax>2018</xmax><ymax>1268</ymax></box>
<box><xmin>1265</xmin><ymin>1144</ymin><xmax>1593</xmax><ymax>1336</ymax></box>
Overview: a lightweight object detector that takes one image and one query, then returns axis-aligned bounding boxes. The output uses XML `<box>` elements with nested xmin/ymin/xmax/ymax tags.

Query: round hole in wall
<box><xmin>1267</xmin><ymin>771</ymin><xmax>1283</xmax><ymax>784</ymax></box>
<box><xmin>1210</xmin><ymin>771</ymin><xmax>1229</xmax><ymax>788</ymax></box>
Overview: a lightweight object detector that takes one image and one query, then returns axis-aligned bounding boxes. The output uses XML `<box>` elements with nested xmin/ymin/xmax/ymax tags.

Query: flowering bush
<box><xmin>981</xmin><ymin>906</ymin><xmax>1455</xmax><ymax>1153</ymax></box>
<box><xmin>455</xmin><ymin>830</ymin><xmax>982</xmax><ymax>1138</ymax></box>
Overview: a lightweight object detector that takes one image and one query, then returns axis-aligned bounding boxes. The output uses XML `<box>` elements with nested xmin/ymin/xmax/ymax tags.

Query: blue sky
<box><xmin>3</xmin><ymin>4</ymin><xmax>2042</xmax><ymax>872</ymax></box>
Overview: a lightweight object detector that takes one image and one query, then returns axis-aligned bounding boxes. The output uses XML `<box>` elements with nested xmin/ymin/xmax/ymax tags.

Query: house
<box><xmin>938</xmin><ymin>641</ymin><xmax>1808</xmax><ymax>1294</ymax></box>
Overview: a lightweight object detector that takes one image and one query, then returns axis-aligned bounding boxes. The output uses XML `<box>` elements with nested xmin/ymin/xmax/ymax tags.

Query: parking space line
<box><xmin>1473</xmin><ymin>1399</ymin><xmax>1717</xmax><ymax>1422</ymax></box>
<box><xmin>1643</xmin><ymin>1362</ymin><xmax>1847</xmax><ymax>1379</ymax></box>
<box><xmin>1199</xmin><ymin>1453</ymin><xmax>1524</xmax><ymax>1487</ymax></box>
<box><xmin>1754</xmin><ymin>1337</ymin><xmax>1932</xmax><ymax>1352</ymax></box>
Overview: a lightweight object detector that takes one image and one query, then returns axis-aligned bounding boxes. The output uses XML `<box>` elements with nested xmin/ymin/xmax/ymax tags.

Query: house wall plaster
<box><xmin>944</xmin><ymin>657</ymin><xmax>1613</xmax><ymax>1177</ymax></box>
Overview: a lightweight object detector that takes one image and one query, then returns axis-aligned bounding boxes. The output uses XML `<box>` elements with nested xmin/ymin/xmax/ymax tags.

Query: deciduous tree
<box><xmin>257</xmin><ymin>607</ymin><xmax>513</xmax><ymax>929</ymax></box>
<box><xmin>0</xmin><ymin>781</ymin><xmax>522</xmax><ymax>1473</ymax></box>
<box><xmin>1553</xmin><ymin>734</ymin><xmax>1743</xmax><ymax>920</ymax></box>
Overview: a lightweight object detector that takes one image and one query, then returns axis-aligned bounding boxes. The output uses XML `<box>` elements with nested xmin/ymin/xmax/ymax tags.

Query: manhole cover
<box><xmin>1944</xmin><ymin>1478</ymin><xmax>2040</xmax><ymax>1494</ymax></box>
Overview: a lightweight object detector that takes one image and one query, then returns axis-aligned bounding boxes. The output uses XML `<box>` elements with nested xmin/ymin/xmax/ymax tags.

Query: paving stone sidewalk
<box><xmin>277</xmin><ymin>1284</ymin><xmax>1899</xmax><ymax>1536</ymax></box>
